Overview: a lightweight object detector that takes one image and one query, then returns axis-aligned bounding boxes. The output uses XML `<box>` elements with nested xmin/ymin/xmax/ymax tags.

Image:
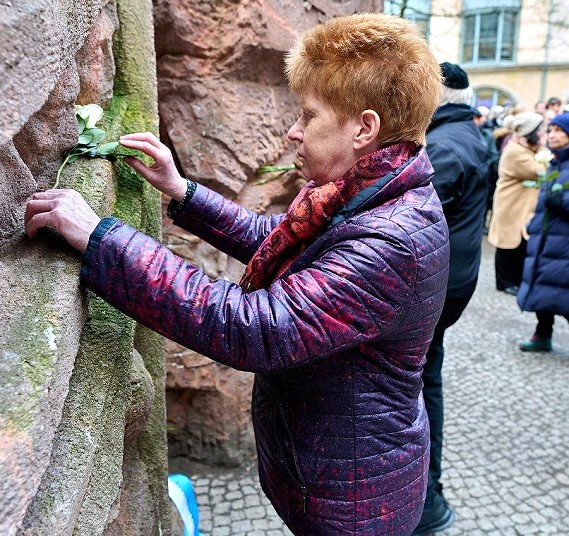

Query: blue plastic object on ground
<box><xmin>168</xmin><ymin>474</ymin><xmax>201</xmax><ymax>536</ymax></box>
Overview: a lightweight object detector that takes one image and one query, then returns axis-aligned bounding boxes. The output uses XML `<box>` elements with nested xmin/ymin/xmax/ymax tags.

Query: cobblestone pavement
<box><xmin>173</xmin><ymin>239</ymin><xmax>569</xmax><ymax>535</ymax></box>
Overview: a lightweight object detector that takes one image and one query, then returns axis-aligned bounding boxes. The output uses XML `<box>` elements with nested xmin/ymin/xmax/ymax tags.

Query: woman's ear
<box><xmin>354</xmin><ymin>110</ymin><xmax>381</xmax><ymax>151</ymax></box>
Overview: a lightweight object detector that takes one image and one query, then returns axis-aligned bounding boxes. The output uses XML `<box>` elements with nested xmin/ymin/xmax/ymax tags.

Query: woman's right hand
<box><xmin>119</xmin><ymin>132</ymin><xmax>188</xmax><ymax>201</ymax></box>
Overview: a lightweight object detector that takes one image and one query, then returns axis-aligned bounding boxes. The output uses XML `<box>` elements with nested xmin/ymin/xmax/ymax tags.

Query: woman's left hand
<box><xmin>25</xmin><ymin>189</ymin><xmax>101</xmax><ymax>253</ymax></box>
<box><xmin>119</xmin><ymin>132</ymin><xmax>187</xmax><ymax>201</ymax></box>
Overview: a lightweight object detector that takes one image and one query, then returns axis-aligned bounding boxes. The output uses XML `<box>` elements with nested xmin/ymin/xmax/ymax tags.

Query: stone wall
<box><xmin>0</xmin><ymin>1</ymin><xmax>170</xmax><ymax>534</ymax></box>
<box><xmin>154</xmin><ymin>0</ymin><xmax>383</xmax><ymax>468</ymax></box>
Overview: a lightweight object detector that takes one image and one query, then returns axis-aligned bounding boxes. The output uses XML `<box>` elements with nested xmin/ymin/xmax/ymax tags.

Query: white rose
<box><xmin>75</xmin><ymin>104</ymin><xmax>104</xmax><ymax>129</ymax></box>
<box><xmin>534</xmin><ymin>149</ymin><xmax>554</xmax><ymax>166</ymax></box>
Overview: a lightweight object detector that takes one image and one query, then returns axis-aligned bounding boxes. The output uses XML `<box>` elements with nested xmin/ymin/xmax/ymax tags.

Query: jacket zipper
<box><xmin>278</xmin><ymin>403</ymin><xmax>308</xmax><ymax>512</ymax></box>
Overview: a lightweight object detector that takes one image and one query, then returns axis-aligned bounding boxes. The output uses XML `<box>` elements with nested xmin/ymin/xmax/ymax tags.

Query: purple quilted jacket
<box><xmin>81</xmin><ymin>147</ymin><xmax>449</xmax><ymax>535</ymax></box>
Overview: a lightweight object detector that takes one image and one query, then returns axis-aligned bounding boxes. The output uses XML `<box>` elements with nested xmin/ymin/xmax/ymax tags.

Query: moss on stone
<box><xmin>19</xmin><ymin>0</ymin><xmax>169</xmax><ymax>531</ymax></box>
<box><xmin>0</xmin><ymin>251</ymin><xmax>83</xmax><ymax>431</ymax></box>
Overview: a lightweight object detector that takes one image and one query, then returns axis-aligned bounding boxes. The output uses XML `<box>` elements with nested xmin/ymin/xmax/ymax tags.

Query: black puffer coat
<box><xmin>426</xmin><ymin>103</ymin><xmax>489</xmax><ymax>298</ymax></box>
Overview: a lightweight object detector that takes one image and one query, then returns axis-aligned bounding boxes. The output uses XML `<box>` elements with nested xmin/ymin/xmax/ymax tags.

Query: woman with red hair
<box><xmin>26</xmin><ymin>14</ymin><xmax>448</xmax><ymax>535</ymax></box>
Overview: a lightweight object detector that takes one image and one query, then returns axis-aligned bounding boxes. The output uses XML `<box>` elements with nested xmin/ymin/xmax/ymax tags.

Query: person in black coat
<box><xmin>414</xmin><ymin>63</ymin><xmax>489</xmax><ymax>536</ymax></box>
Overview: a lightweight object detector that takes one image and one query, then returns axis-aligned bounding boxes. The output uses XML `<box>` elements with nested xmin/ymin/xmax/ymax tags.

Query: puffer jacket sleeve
<box><xmin>80</xmin><ymin>217</ymin><xmax>419</xmax><ymax>373</ymax></box>
<box><xmin>171</xmin><ymin>183</ymin><xmax>286</xmax><ymax>265</ymax></box>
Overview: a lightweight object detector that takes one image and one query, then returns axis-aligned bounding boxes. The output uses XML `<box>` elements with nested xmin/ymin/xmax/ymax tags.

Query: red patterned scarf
<box><xmin>240</xmin><ymin>141</ymin><xmax>418</xmax><ymax>292</ymax></box>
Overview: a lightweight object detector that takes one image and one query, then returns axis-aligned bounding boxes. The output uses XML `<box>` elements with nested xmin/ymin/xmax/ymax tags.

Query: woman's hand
<box><xmin>119</xmin><ymin>132</ymin><xmax>188</xmax><ymax>201</ymax></box>
<box><xmin>25</xmin><ymin>189</ymin><xmax>101</xmax><ymax>254</ymax></box>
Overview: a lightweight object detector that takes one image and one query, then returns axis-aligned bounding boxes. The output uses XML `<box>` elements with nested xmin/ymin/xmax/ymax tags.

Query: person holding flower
<box><xmin>518</xmin><ymin>113</ymin><xmax>569</xmax><ymax>352</ymax></box>
<box><xmin>488</xmin><ymin>112</ymin><xmax>546</xmax><ymax>296</ymax></box>
<box><xmin>25</xmin><ymin>14</ymin><xmax>449</xmax><ymax>535</ymax></box>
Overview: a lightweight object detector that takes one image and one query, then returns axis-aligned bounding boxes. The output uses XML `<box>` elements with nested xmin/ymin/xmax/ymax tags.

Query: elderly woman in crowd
<box><xmin>518</xmin><ymin>114</ymin><xmax>569</xmax><ymax>352</ymax></box>
<box><xmin>488</xmin><ymin>112</ymin><xmax>545</xmax><ymax>295</ymax></box>
<box><xmin>25</xmin><ymin>14</ymin><xmax>449</xmax><ymax>535</ymax></box>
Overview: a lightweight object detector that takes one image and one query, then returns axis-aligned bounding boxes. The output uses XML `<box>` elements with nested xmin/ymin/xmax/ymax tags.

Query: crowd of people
<box><xmin>23</xmin><ymin>11</ymin><xmax>569</xmax><ymax>536</ymax></box>
<box><xmin>478</xmin><ymin>95</ymin><xmax>569</xmax><ymax>354</ymax></box>
<box><xmin>416</xmin><ymin>68</ymin><xmax>569</xmax><ymax>534</ymax></box>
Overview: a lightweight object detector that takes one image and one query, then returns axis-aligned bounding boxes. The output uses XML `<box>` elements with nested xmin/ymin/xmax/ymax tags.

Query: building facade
<box><xmin>385</xmin><ymin>0</ymin><xmax>569</xmax><ymax>109</ymax></box>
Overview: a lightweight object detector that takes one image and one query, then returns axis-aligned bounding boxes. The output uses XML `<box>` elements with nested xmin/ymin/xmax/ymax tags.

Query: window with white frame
<box><xmin>474</xmin><ymin>86</ymin><xmax>517</xmax><ymax>108</ymax></box>
<box><xmin>461</xmin><ymin>0</ymin><xmax>520</xmax><ymax>64</ymax></box>
<box><xmin>384</xmin><ymin>0</ymin><xmax>431</xmax><ymax>38</ymax></box>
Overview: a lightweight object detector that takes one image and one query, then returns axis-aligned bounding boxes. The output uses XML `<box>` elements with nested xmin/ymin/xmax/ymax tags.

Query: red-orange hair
<box><xmin>285</xmin><ymin>13</ymin><xmax>441</xmax><ymax>146</ymax></box>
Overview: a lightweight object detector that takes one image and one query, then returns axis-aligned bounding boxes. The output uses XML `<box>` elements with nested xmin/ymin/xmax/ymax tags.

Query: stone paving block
<box><xmin>493</xmin><ymin>514</ymin><xmax>513</xmax><ymax>528</ymax></box>
<box><xmin>244</xmin><ymin>494</ymin><xmax>261</xmax><ymax>507</ymax></box>
<box><xmin>242</xmin><ymin>485</ymin><xmax>256</xmax><ymax>495</ymax></box>
<box><xmin>252</xmin><ymin>518</ymin><xmax>270</xmax><ymax>530</ymax></box>
<box><xmin>212</xmin><ymin>501</ymin><xmax>230</xmax><ymax>515</ymax></box>
<box><xmin>210</xmin><ymin>486</ymin><xmax>225</xmax><ymax>497</ymax></box>
<box><xmin>214</xmin><ymin>514</ymin><xmax>230</xmax><ymax>526</ymax></box>
<box><xmin>245</xmin><ymin>506</ymin><xmax>266</xmax><ymax>520</ymax></box>
<box><xmin>232</xmin><ymin>498</ymin><xmax>244</xmax><ymax>510</ymax></box>
<box><xmin>267</xmin><ymin>518</ymin><xmax>285</xmax><ymax>529</ymax></box>
<box><xmin>199</xmin><ymin>520</ymin><xmax>213</xmax><ymax>533</ymax></box>
<box><xmin>225</xmin><ymin>490</ymin><xmax>243</xmax><ymax>501</ymax></box>
<box><xmin>231</xmin><ymin>519</ymin><xmax>253</xmax><ymax>533</ymax></box>
<box><xmin>229</xmin><ymin>508</ymin><xmax>245</xmax><ymax>522</ymax></box>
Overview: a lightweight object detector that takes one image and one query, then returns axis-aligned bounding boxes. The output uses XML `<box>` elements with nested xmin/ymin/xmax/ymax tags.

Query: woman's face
<box><xmin>547</xmin><ymin>125</ymin><xmax>569</xmax><ymax>150</ymax></box>
<box><xmin>287</xmin><ymin>93</ymin><xmax>359</xmax><ymax>186</ymax></box>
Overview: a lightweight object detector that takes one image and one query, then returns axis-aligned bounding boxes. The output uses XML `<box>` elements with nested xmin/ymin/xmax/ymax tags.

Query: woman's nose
<box><xmin>287</xmin><ymin>118</ymin><xmax>303</xmax><ymax>142</ymax></box>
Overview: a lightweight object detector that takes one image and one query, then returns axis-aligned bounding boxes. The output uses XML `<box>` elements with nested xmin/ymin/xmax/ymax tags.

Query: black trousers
<box><xmin>422</xmin><ymin>288</ymin><xmax>475</xmax><ymax>505</ymax></box>
<box><xmin>534</xmin><ymin>311</ymin><xmax>569</xmax><ymax>338</ymax></box>
<box><xmin>494</xmin><ymin>239</ymin><xmax>526</xmax><ymax>291</ymax></box>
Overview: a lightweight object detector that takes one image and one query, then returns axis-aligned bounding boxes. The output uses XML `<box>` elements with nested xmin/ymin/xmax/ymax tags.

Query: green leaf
<box><xmin>78</xmin><ymin>132</ymin><xmax>93</xmax><ymax>145</ymax></box>
<box><xmin>89</xmin><ymin>128</ymin><xmax>106</xmax><ymax>144</ymax></box>
<box><xmin>96</xmin><ymin>141</ymin><xmax>119</xmax><ymax>155</ymax></box>
<box><xmin>76</xmin><ymin>146</ymin><xmax>95</xmax><ymax>155</ymax></box>
<box><xmin>256</xmin><ymin>164</ymin><xmax>296</xmax><ymax>175</ymax></box>
<box><xmin>77</xmin><ymin>115</ymin><xmax>86</xmax><ymax>135</ymax></box>
<box><xmin>67</xmin><ymin>154</ymin><xmax>80</xmax><ymax>164</ymax></box>
<box><xmin>522</xmin><ymin>180</ymin><xmax>538</xmax><ymax>188</ymax></box>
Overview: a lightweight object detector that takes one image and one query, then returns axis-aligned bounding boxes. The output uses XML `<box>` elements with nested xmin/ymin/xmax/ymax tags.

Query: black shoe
<box><xmin>502</xmin><ymin>286</ymin><xmax>519</xmax><ymax>296</ymax></box>
<box><xmin>413</xmin><ymin>496</ymin><xmax>455</xmax><ymax>535</ymax></box>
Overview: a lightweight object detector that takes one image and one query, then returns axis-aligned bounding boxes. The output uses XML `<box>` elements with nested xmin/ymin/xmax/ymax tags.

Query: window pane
<box><xmin>474</xmin><ymin>87</ymin><xmax>495</xmax><ymax>108</ymax></box>
<box><xmin>384</xmin><ymin>0</ymin><xmax>431</xmax><ymax>38</ymax></box>
<box><xmin>411</xmin><ymin>17</ymin><xmax>430</xmax><ymax>37</ymax></box>
<box><xmin>464</xmin><ymin>0</ymin><xmax>519</xmax><ymax>9</ymax></box>
<box><xmin>500</xmin><ymin>11</ymin><xmax>517</xmax><ymax>60</ymax></box>
<box><xmin>478</xmin><ymin>13</ymin><xmax>498</xmax><ymax>60</ymax></box>
<box><xmin>384</xmin><ymin>0</ymin><xmax>430</xmax><ymax>16</ymax></box>
<box><xmin>474</xmin><ymin>86</ymin><xmax>516</xmax><ymax>107</ymax></box>
<box><xmin>462</xmin><ymin>15</ymin><xmax>476</xmax><ymax>62</ymax></box>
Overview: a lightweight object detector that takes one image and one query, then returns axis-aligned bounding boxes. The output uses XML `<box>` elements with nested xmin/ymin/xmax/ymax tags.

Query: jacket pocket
<box><xmin>275</xmin><ymin>402</ymin><xmax>308</xmax><ymax>512</ymax></box>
